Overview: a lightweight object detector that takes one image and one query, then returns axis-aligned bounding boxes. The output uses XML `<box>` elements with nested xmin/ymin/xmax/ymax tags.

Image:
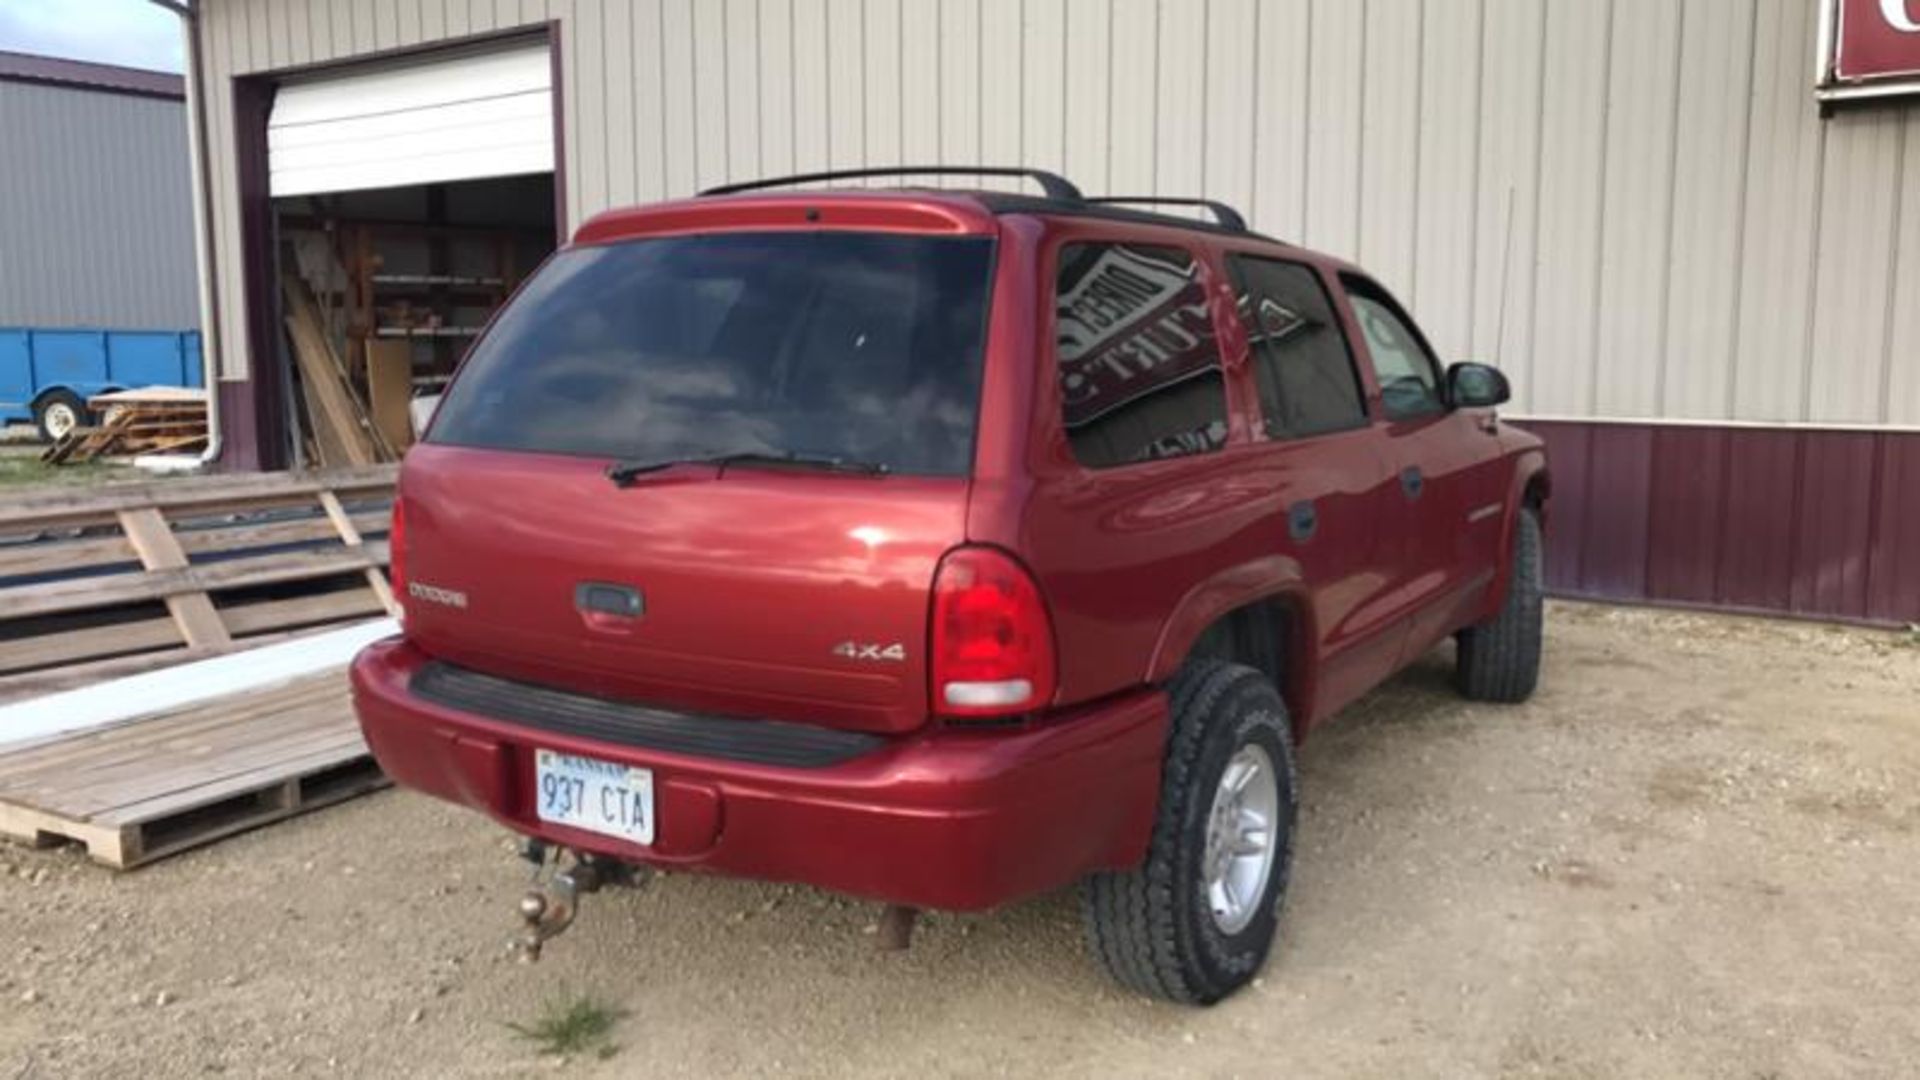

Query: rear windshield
<box><xmin>428</xmin><ymin>232</ymin><xmax>997</xmax><ymax>475</ymax></box>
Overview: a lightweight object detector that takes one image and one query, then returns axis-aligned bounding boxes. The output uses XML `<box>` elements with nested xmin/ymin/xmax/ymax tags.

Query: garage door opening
<box><xmin>262</xmin><ymin>38</ymin><xmax>559</xmax><ymax>468</ymax></box>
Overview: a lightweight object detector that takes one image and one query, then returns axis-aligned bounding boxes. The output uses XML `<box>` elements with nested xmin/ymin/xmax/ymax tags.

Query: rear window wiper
<box><xmin>607</xmin><ymin>450</ymin><xmax>891</xmax><ymax>487</ymax></box>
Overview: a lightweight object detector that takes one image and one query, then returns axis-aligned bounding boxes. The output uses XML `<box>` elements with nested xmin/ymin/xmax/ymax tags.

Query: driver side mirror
<box><xmin>1446</xmin><ymin>362</ymin><xmax>1510</xmax><ymax>409</ymax></box>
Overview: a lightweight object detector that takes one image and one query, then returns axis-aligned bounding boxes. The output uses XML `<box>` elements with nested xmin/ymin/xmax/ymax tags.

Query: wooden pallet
<box><xmin>0</xmin><ymin>675</ymin><xmax>385</xmax><ymax>868</ymax></box>
<box><xmin>0</xmin><ymin>466</ymin><xmax>398</xmax><ymax>701</ymax></box>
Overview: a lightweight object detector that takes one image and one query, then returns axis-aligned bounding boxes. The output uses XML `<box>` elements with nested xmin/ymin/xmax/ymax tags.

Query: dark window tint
<box><xmin>1343</xmin><ymin>278</ymin><xmax>1444</xmax><ymax>419</ymax></box>
<box><xmin>428</xmin><ymin>232</ymin><xmax>996</xmax><ymax>475</ymax></box>
<box><xmin>1228</xmin><ymin>256</ymin><xmax>1367</xmax><ymax>437</ymax></box>
<box><xmin>1053</xmin><ymin>242</ymin><xmax>1228</xmax><ymax>468</ymax></box>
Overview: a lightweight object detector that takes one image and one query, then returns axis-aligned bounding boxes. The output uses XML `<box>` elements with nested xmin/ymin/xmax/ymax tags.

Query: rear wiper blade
<box><xmin>607</xmin><ymin>450</ymin><xmax>890</xmax><ymax>487</ymax></box>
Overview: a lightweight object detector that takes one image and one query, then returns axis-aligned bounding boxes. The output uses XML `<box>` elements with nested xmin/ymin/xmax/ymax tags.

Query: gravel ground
<box><xmin>2</xmin><ymin>601</ymin><xmax>1917</xmax><ymax>1079</ymax></box>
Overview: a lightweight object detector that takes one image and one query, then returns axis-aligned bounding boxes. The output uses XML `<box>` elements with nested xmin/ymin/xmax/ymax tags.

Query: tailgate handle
<box><xmin>576</xmin><ymin>582</ymin><xmax>644</xmax><ymax>619</ymax></box>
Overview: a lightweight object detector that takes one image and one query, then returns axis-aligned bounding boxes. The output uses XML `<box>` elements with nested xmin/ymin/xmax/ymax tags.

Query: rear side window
<box><xmin>428</xmin><ymin>232</ymin><xmax>996</xmax><ymax>475</ymax></box>
<box><xmin>1053</xmin><ymin>242</ymin><xmax>1228</xmax><ymax>469</ymax></box>
<box><xmin>1227</xmin><ymin>256</ymin><xmax>1367</xmax><ymax>437</ymax></box>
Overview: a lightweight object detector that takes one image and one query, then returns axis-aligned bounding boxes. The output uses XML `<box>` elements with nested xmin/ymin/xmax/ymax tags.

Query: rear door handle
<box><xmin>1287</xmin><ymin>500</ymin><xmax>1318</xmax><ymax>543</ymax></box>
<box><xmin>1400</xmin><ymin>466</ymin><xmax>1424</xmax><ymax>500</ymax></box>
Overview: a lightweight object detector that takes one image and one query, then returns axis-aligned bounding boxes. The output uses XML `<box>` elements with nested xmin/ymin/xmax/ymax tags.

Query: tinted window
<box><xmin>428</xmin><ymin>232</ymin><xmax>996</xmax><ymax>475</ymax></box>
<box><xmin>1344</xmin><ymin>281</ymin><xmax>1443</xmax><ymax>419</ymax></box>
<box><xmin>1053</xmin><ymin>243</ymin><xmax>1228</xmax><ymax>468</ymax></box>
<box><xmin>1229</xmin><ymin>257</ymin><xmax>1367</xmax><ymax>437</ymax></box>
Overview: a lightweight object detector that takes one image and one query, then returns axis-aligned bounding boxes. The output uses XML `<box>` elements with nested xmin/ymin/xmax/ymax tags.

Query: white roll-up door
<box><xmin>268</xmin><ymin>42</ymin><xmax>554</xmax><ymax>197</ymax></box>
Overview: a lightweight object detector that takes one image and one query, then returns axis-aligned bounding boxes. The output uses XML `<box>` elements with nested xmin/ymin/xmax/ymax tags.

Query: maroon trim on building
<box><xmin>214</xmin><ymin>379</ymin><xmax>263</xmax><ymax>472</ymax></box>
<box><xmin>0</xmin><ymin>49</ymin><xmax>184</xmax><ymax>99</ymax></box>
<box><xmin>216</xmin><ymin>25</ymin><xmax>560</xmax><ymax>471</ymax></box>
<box><xmin>546</xmin><ymin>19</ymin><xmax>568</xmax><ymax>240</ymax></box>
<box><xmin>1521</xmin><ymin>419</ymin><xmax>1920</xmax><ymax>627</ymax></box>
<box><xmin>228</xmin><ymin>74</ymin><xmax>289</xmax><ymax>472</ymax></box>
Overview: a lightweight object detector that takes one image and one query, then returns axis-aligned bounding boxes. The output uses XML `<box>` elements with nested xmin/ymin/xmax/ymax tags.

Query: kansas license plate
<box><xmin>533</xmin><ymin>749</ymin><xmax>655</xmax><ymax>846</ymax></box>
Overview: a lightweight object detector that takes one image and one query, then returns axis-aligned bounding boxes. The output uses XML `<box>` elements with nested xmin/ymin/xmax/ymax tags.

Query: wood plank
<box><xmin>221</xmin><ymin>588</ymin><xmax>385</xmax><ymax>636</ymax></box>
<box><xmin>0</xmin><ymin>547</ymin><xmax>379</xmax><ymax>620</ymax></box>
<box><xmin>365</xmin><ymin>339</ymin><xmax>414</xmax><ymax>452</ymax></box>
<box><xmin>0</xmin><ymin>678</ymin><xmax>345</xmax><ymax>781</ymax></box>
<box><xmin>0</xmin><ymin>616</ymin><xmax>181</xmax><ymax>675</ymax></box>
<box><xmin>0</xmin><ymin>533</ymin><xmax>137</xmax><ymax>580</ymax></box>
<box><xmin>171</xmin><ymin>509</ymin><xmax>385</xmax><ymax>559</ymax></box>
<box><xmin>21</xmin><ymin>722</ymin><xmax>363</xmax><ymax>817</ymax></box>
<box><xmin>319</xmin><ymin>490</ymin><xmax>399</xmax><ymax>616</ymax></box>
<box><xmin>283</xmin><ymin>275</ymin><xmax>385</xmax><ymax>466</ymax></box>
<box><xmin>0</xmin><ymin>465</ymin><xmax>395</xmax><ymax>531</ymax></box>
<box><xmin>116</xmin><ymin>507</ymin><xmax>230</xmax><ymax>649</ymax></box>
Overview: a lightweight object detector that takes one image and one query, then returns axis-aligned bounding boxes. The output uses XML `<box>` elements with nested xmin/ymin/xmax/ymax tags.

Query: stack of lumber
<box><xmin>40</xmin><ymin>387</ymin><xmax>210</xmax><ymax>465</ymax></box>
<box><xmin>0</xmin><ymin>466</ymin><xmax>398</xmax><ymax>703</ymax></box>
<box><xmin>283</xmin><ymin>273</ymin><xmax>402</xmax><ymax>466</ymax></box>
<box><xmin>0</xmin><ymin>674</ymin><xmax>384</xmax><ymax>869</ymax></box>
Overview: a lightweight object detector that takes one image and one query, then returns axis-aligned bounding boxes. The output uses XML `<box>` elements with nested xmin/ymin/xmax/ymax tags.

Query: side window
<box><xmin>1228</xmin><ymin>256</ymin><xmax>1368</xmax><ymax>438</ymax></box>
<box><xmin>1053</xmin><ymin>242</ymin><xmax>1229</xmax><ymax>468</ymax></box>
<box><xmin>1343</xmin><ymin>278</ymin><xmax>1444</xmax><ymax>420</ymax></box>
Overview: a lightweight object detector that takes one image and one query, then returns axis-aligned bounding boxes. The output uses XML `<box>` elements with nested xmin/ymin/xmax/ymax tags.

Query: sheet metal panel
<box><xmin>1592</xmin><ymin>0</ymin><xmax>1684</xmax><ymax>419</ymax></box>
<box><xmin>1526</xmin><ymin>420</ymin><xmax>1917</xmax><ymax>625</ymax></box>
<box><xmin>0</xmin><ymin>80</ymin><xmax>198</xmax><ymax>331</ymax></box>
<box><xmin>1867</xmin><ymin>435</ymin><xmax>1920</xmax><ymax>624</ymax></box>
<box><xmin>1579</xmin><ymin>424</ymin><xmax>1657</xmax><ymax>598</ymax></box>
<box><xmin>193</xmin><ymin>0</ymin><xmax>1919</xmax><ymax>464</ymax></box>
<box><xmin>1644</xmin><ymin>426</ymin><xmax>1729</xmax><ymax>605</ymax></box>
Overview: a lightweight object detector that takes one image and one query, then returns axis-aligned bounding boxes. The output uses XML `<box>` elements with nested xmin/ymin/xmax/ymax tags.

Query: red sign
<box><xmin>1822</xmin><ymin>0</ymin><xmax>1920</xmax><ymax>101</ymax></box>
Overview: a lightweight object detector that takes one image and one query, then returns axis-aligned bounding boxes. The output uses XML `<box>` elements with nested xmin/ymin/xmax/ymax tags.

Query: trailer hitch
<box><xmin>511</xmin><ymin>841</ymin><xmax>646</xmax><ymax>962</ymax></box>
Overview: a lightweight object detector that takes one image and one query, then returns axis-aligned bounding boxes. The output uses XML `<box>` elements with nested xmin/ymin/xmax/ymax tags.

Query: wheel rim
<box><xmin>43</xmin><ymin>402</ymin><xmax>78</xmax><ymax>440</ymax></box>
<box><xmin>1203</xmin><ymin>743</ymin><xmax>1280</xmax><ymax>935</ymax></box>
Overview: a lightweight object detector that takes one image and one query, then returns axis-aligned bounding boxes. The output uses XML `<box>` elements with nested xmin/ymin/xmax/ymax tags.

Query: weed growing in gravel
<box><xmin>507</xmin><ymin>993</ymin><xmax>623</xmax><ymax>1059</ymax></box>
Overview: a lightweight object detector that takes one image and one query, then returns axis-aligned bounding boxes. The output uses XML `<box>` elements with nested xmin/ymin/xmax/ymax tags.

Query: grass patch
<box><xmin>506</xmin><ymin>993</ymin><xmax>623</xmax><ymax>1059</ymax></box>
<box><xmin>0</xmin><ymin>448</ymin><xmax>114</xmax><ymax>489</ymax></box>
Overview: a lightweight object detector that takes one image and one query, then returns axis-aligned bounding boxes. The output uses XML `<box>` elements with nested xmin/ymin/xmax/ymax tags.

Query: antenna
<box><xmin>1493</xmin><ymin>185</ymin><xmax>1516</xmax><ymax>369</ymax></box>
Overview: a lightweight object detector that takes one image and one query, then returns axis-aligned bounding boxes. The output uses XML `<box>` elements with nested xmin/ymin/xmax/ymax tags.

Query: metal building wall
<box><xmin>0</xmin><ymin>79</ymin><xmax>199</xmax><ymax>330</ymax></box>
<box><xmin>190</xmin><ymin>0</ymin><xmax>1919</xmax><ymax>621</ymax></box>
<box><xmin>195</xmin><ymin>0</ymin><xmax>1916</xmax><ymax>427</ymax></box>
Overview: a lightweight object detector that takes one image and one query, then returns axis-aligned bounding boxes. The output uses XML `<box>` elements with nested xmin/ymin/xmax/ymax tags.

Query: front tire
<box><xmin>1455</xmin><ymin>506</ymin><xmax>1544</xmax><ymax>702</ymax></box>
<box><xmin>1082</xmin><ymin>660</ymin><xmax>1298</xmax><ymax>1005</ymax></box>
<box><xmin>33</xmin><ymin>390</ymin><xmax>89</xmax><ymax>443</ymax></box>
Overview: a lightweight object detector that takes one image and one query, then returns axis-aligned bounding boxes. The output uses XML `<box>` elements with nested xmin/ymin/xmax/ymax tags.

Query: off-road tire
<box><xmin>1455</xmin><ymin>506</ymin><xmax>1544</xmax><ymax>702</ymax></box>
<box><xmin>33</xmin><ymin>389</ymin><xmax>89</xmax><ymax>444</ymax></box>
<box><xmin>1082</xmin><ymin>660</ymin><xmax>1297</xmax><ymax>1005</ymax></box>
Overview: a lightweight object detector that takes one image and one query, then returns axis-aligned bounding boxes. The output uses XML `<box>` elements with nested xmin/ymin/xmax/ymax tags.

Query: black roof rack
<box><xmin>700</xmin><ymin>166</ymin><xmax>1085</xmax><ymax>202</ymax></box>
<box><xmin>1085</xmin><ymin>197</ymin><xmax>1247</xmax><ymax>232</ymax></box>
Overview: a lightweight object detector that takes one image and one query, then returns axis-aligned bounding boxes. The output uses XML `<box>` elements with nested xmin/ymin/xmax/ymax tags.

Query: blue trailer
<box><xmin>0</xmin><ymin>328</ymin><xmax>205</xmax><ymax>441</ymax></box>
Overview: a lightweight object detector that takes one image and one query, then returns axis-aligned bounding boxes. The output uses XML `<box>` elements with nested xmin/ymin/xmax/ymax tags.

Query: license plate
<box><xmin>533</xmin><ymin>749</ymin><xmax>655</xmax><ymax>846</ymax></box>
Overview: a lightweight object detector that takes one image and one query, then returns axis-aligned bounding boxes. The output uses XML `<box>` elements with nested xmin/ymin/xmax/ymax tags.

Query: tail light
<box><xmin>388</xmin><ymin>497</ymin><xmax>407</xmax><ymax>625</ymax></box>
<box><xmin>930</xmin><ymin>546</ymin><xmax>1056</xmax><ymax>718</ymax></box>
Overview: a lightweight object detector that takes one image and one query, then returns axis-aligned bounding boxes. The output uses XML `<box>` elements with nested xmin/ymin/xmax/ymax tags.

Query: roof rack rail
<box><xmin>700</xmin><ymin>166</ymin><xmax>1085</xmax><ymax>202</ymax></box>
<box><xmin>1085</xmin><ymin>197</ymin><xmax>1248</xmax><ymax>232</ymax></box>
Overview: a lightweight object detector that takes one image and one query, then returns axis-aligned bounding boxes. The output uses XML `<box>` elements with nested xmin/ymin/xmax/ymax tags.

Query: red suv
<box><xmin>351</xmin><ymin>167</ymin><xmax>1549</xmax><ymax>1004</ymax></box>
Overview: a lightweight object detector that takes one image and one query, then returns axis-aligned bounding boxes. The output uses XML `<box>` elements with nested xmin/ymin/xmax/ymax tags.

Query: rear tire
<box><xmin>1082</xmin><ymin>660</ymin><xmax>1297</xmax><ymax>1005</ymax></box>
<box><xmin>33</xmin><ymin>390</ymin><xmax>88</xmax><ymax>443</ymax></box>
<box><xmin>1455</xmin><ymin>506</ymin><xmax>1544</xmax><ymax>703</ymax></box>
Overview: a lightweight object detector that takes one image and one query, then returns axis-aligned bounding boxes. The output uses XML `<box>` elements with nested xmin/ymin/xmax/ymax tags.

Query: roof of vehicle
<box><xmin>575</xmin><ymin>166</ymin><xmax>1321</xmax><ymax>258</ymax></box>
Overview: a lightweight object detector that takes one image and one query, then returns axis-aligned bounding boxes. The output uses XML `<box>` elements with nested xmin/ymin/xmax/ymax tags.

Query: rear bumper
<box><xmin>350</xmin><ymin>638</ymin><xmax>1168</xmax><ymax>910</ymax></box>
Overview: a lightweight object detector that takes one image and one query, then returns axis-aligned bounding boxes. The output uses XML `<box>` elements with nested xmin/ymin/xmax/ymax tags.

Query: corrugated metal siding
<box><xmin>0</xmin><ymin>80</ymin><xmax>198</xmax><ymax>330</ymax></box>
<box><xmin>197</xmin><ymin>0</ymin><xmax>1918</xmax><ymax>431</ymax></box>
<box><xmin>1527</xmin><ymin>419</ymin><xmax>1920</xmax><ymax>625</ymax></box>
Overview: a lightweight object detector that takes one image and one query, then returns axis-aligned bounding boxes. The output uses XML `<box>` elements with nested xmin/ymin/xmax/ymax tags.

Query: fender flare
<box><xmin>1145</xmin><ymin>554</ymin><xmax>1317</xmax><ymax>719</ymax></box>
<box><xmin>1486</xmin><ymin>451</ymin><xmax>1551</xmax><ymax>613</ymax></box>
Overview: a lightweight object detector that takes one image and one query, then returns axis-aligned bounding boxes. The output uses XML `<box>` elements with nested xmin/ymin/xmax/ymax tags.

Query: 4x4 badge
<box><xmin>833</xmin><ymin>641</ymin><xmax>906</xmax><ymax>663</ymax></box>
